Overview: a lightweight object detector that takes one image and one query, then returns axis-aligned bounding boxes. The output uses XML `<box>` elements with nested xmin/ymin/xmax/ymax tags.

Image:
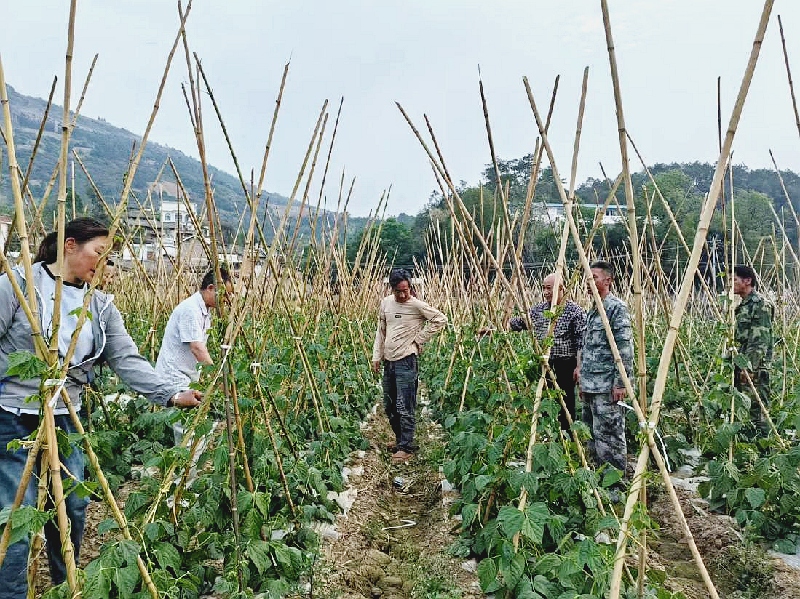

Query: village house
<box><xmin>536</xmin><ymin>202</ymin><xmax>626</xmax><ymax>225</ymax></box>
<box><xmin>121</xmin><ymin>182</ymin><xmax>228</xmax><ymax>272</ymax></box>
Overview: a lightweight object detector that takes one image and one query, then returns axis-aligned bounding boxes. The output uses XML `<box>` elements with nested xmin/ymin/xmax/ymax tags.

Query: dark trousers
<box><xmin>734</xmin><ymin>366</ymin><xmax>770</xmax><ymax>437</ymax></box>
<box><xmin>382</xmin><ymin>354</ymin><xmax>418</xmax><ymax>452</ymax></box>
<box><xmin>0</xmin><ymin>411</ymin><xmax>89</xmax><ymax>599</ymax></box>
<box><xmin>549</xmin><ymin>356</ymin><xmax>577</xmax><ymax>430</ymax></box>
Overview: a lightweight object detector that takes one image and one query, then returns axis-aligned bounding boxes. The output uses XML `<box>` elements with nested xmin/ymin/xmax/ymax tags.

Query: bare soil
<box><xmin>307</xmin><ymin>404</ymin><xmax>481</xmax><ymax>599</ymax></box>
<box><xmin>646</xmin><ymin>484</ymin><xmax>800</xmax><ymax>598</ymax></box>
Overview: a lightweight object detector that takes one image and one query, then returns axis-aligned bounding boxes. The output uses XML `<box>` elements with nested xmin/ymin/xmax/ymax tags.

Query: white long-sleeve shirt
<box><xmin>372</xmin><ymin>295</ymin><xmax>447</xmax><ymax>362</ymax></box>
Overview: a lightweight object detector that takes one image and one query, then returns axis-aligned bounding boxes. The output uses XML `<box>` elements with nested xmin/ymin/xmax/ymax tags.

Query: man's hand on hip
<box><xmin>611</xmin><ymin>387</ymin><xmax>626</xmax><ymax>403</ymax></box>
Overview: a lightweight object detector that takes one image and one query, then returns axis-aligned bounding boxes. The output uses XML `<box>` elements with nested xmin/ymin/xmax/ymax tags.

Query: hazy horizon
<box><xmin>3</xmin><ymin>2</ymin><xmax>800</xmax><ymax>217</ymax></box>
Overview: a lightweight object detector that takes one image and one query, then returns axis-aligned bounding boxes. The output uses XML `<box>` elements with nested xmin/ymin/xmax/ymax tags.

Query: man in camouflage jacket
<box><xmin>733</xmin><ymin>264</ymin><xmax>773</xmax><ymax>438</ymax></box>
<box><xmin>578</xmin><ymin>261</ymin><xmax>634</xmax><ymax>473</ymax></box>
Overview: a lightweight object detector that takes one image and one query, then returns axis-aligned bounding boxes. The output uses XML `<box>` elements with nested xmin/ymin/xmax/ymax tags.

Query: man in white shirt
<box><xmin>156</xmin><ymin>268</ymin><xmax>231</xmax><ymax>388</ymax></box>
<box><xmin>372</xmin><ymin>269</ymin><xmax>447</xmax><ymax>463</ymax></box>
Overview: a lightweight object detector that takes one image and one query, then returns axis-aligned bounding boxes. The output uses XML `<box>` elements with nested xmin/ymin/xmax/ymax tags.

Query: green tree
<box><xmin>346</xmin><ymin>217</ymin><xmax>418</xmax><ymax>268</ymax></box>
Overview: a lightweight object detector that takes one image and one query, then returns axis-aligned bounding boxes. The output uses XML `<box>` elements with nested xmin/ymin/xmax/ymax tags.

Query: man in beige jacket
<box><xmin>372</xmin><ymin>269</ymin><xmax>447</xmax><ymax>463</ymax></box>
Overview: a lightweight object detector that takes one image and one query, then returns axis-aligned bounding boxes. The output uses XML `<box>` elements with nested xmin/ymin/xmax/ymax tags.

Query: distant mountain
<box><xmin>0</xmin><ymin>84</ymin><xmax>291</xmax><ymax>228</ymax></box>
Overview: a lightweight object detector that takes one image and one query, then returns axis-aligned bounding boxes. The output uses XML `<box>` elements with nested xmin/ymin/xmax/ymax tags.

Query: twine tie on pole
<box><xmin>620</xmin><ymin>401</ymin><xmax>672</xmax><ymax>472</ymax></box>
<box><xmin>45</xmin><ymin>378</ymin><xmax>68</xmax><ymax>409</ymax></box>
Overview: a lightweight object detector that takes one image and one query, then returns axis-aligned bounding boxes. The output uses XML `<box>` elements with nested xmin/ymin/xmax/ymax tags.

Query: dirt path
<box><xmin>308</xmin><ymin>402</ymin><xmax>481</xmax><ymax>599</ymax></box>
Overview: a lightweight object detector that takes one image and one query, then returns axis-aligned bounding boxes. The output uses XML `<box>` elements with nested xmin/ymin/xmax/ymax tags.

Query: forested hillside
<box><xmin>0</xmin><ymin>84</ymin><xmax>374</xmax><ymax>243</ymax></box>
<box><xmin>353</xmin><ymin>157</ymin><xmax>800</xmax><ymax>271</ymax></box>
<box><xmin>3</xmin><ymin>82</ymin><xmax>796</xmax><ymax>263</ymax></box>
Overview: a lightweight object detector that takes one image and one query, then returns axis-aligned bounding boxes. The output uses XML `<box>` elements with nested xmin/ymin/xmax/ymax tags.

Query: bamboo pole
<box><xmin>607</xmin><ymin>1</ymin><xmax>774</xmax><ymax>595</ymax></box>
<box><xmin>598</xmin><ymin>14</ymin><xmax>650</xmax><ymax>590</ymax></box>
<box><xmin>516</xmin><ymin>66</ymin><xmax>593</xmax><ymax>536</ymax></box>
<box><xmin>778</xmin><ymin>14</ymin><xmax>800</xmax><ymax>140</ymax></box>
<box><xmin>524</xmin><ymin>73</ymin><xmax>722</xmax><ymax>599</ymax></box>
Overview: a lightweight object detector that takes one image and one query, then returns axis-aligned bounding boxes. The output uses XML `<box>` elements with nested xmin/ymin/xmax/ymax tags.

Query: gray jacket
<box><xmin>0</xmin><ymin>262</ymin><xmax>180</xmax><ymax>412</ymax></box>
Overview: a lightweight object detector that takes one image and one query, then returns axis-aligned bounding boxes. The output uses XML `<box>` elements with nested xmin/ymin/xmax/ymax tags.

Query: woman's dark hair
<box><xmin>35</xmin><ymin>218</ymin><xmax>109</xmax><ymax>264</ymax></box>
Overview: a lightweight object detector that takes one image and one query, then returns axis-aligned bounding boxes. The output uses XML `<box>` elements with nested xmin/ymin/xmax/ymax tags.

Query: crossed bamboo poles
<box><xmin>0</xmin><ymin>0</ymin><xmax>797</xmax><ymax>597</ymax></box>
<box><xmin>395</xmin><ymin>1</ymin><xmax>781</xmax><ymax>598</ymax></box>
<box><xmin>1</xmin><ymin>0</ymin><xmax>393</xmax><ymax>594</ymax></box>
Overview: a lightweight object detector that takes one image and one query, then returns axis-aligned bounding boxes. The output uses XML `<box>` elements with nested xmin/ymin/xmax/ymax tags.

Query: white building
<box><xmin>0</xmin><ymin>215</ymin><xmax>11</xmax><ymax>248</ymax></box>
<box><xmin>537</xmin><ymin>202</ymin><xmax>626</xmax><ymax>225</ymax></box>
<box><xmin>160</xmin><ymin>199</ymin><xmax>195</xmax><ymax>229</ymax></box>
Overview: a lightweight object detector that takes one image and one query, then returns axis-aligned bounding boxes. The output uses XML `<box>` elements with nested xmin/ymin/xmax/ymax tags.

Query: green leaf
<box><xmin>557</xmin><ymin>556</ymin><xmax>581</xmax><ymax>588</ymax></box>
<box><xmin>773</xmin><ymin>538</ymin><xmax>797</xmax><ymax>554</ymax></box>
<box><xmin>474</xmin><ymin>474</ymin><xmax>493</xmax><ymax>491</ymax></box>
<box><xmin>143</xmin><ymin>522</ymin><xmax>161</xmax><ymax>541</ymax></box>
<box><xmin>710</xmin><ymin>424</ymin><xmax>742</xmax><ymax>456</ymax></box>
<box><xmin>649</xmin><ymin>568</ymin><xmax>667</xmax><ymax>584</ymax></box>
<box><xmin>265</xmin><ymin>578</ymin><xmax>290</xmax><ymax>597</ymax></box>
<box><xmin>246</xmin><ymin>540</ymin><xmax>273</xmax><ymax>574</ymax></box>
<box><xmin>596</xmin><ymin>515</ymin><xmax>620</xmax><ymax>532</ymax></box>
<box><xmin>84</xmin><ymin>568</ymin><xmax>111</xmax><ymax>597</ymax></box>
<box><xmin>477</xmin><ymin>557</ymin><xmax>498</xmax><ymax>591</ymax></box>
<box><xmin>153</xmin><ymin>541</ymin><xmax>181</xmax><ymax>571</ymax></box>
<box><xmin>462</xmin><ymin>503</ymin><xmax>479</xmax><ymax>528</ymax></box>
<box><xmin>498</xmin><ymin>506</ymin><xmax>525</xmax><ymax>537</ymax></box>
<box><xmin>124</xmin><ymin>491</ymin><xmax>150</xmax><ymax>517</ymax></box>
<box><xmin>273</xmin><ymin>543</ymin><xmax>303</xmax><ymax>578</ymax></box>
<box><xmin>515</xmin><ymin>577</ymin><xmax>544</xmax><ymax>599</ymax></box>
<box><xmin>68</xmin><ymin>306</ymin><xmax>92</xmax><ymax>321</ymax></box>
<box><xmin>601</xmin><ymin>468</ymin><xmax>623</xmax><ymax>488</ymax></box>
<box><xmin>745</xmin><ymin>487</ymin><xmax>766</xmax><ymax>509</ymax></box>
<box><xmin>6</xmin><ymin>351</ymin><xmax>47</xmax><ymax>380</ymax></box>
<box><xmin>522</xmin><ymin>502</ymin><xmax>549</xmax><ymax>544</ymax></box>
<box><xmin>97</xmin><ymin>518</ymin><xmax>120</xmax><ymax>536</ymax></box>
<box><xmin>113</xmin><ymin>564</ymin><xmax>140</xmax><ymax>596</ymax></box>
<box><xmin>4</xmin><ymin>506</ymin><xmax>51</xmax><ymax>546</ymax></box>
<box><xmin>117</xmin><ymin>539</ymin><xmax>141</xmax><ymax>564</ymax></box>
<box><xmin>534</xmin><ymin>553</ymin><xmax>561</xmax><ymax>575</ymax></box>
<box><xmin>533</xmin><ymin>574</ymin><xmax>559</xmax><ymax>598</ymax></box>
<box><xmin>499</xmin><ymin>551</ymin><xmax>526</xmax><ymax>588</ymax></box>
<box><xmin>517</xmin><ymin>471</ymin><xmax>539</xmax><ymax>495</ymax></box>
<box><xmin>254</xmin><ymin>491</ymin><xmax>271</xmax><ymax>517</ymax></box>
<box><xmin>577</xmin><ymin>539</ymin><xmax>602</xmax><ymax>574</ymax></box>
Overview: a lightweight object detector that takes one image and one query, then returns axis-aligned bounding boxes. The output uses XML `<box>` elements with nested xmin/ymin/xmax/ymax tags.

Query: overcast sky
<box><xmin>2</xmin><ymin>1</ymin><xmax>800</xmax><ymax>217</ymax></box>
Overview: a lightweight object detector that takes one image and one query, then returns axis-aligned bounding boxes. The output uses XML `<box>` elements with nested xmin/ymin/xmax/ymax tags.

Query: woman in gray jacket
<box><xmin>0</xmin><ymin>218</ymin><xmax>201</xmax><ymax>599</ymax></box>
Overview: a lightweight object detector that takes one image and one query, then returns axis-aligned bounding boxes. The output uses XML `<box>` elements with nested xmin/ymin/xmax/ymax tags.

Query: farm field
<box><xmin>20</xmin><ymin>266</ymin><xmax>800</xmax><ymax>599</ymax></box>
<box><xmin>5</xmin><ymin>2</ymin><xmax>800</xmax><ymax>599</ymax></box>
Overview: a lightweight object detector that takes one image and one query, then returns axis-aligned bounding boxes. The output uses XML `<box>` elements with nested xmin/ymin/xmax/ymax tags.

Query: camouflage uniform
<box><xmin>579</xmin><ymin>294</ymin><xmax>634</xmax><ymax>472</ymax></box>
<box><xmin>734</xmin><ymin>290</ymin><xmax>773</xmax><ymax>436</ymax></box>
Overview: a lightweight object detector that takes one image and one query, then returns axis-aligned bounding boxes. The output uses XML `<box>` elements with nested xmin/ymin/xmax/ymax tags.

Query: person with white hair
<box><xmin>509</xmin><ymin>272</ymin><xmax>586</xmax><ymax>430</ymax></box>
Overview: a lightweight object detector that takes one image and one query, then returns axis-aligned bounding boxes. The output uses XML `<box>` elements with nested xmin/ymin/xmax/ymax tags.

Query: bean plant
<box><xmin>38</xmin><ymin>314</ymin><xmax>375</xmax><ymax>599</ymax></box>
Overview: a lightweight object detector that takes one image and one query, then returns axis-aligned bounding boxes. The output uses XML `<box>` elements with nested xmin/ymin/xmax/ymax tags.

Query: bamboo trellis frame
<box><xmin>1</xmin><ymin>1</ymin><xmax>799</xmax><ymax>598</ymax></box>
